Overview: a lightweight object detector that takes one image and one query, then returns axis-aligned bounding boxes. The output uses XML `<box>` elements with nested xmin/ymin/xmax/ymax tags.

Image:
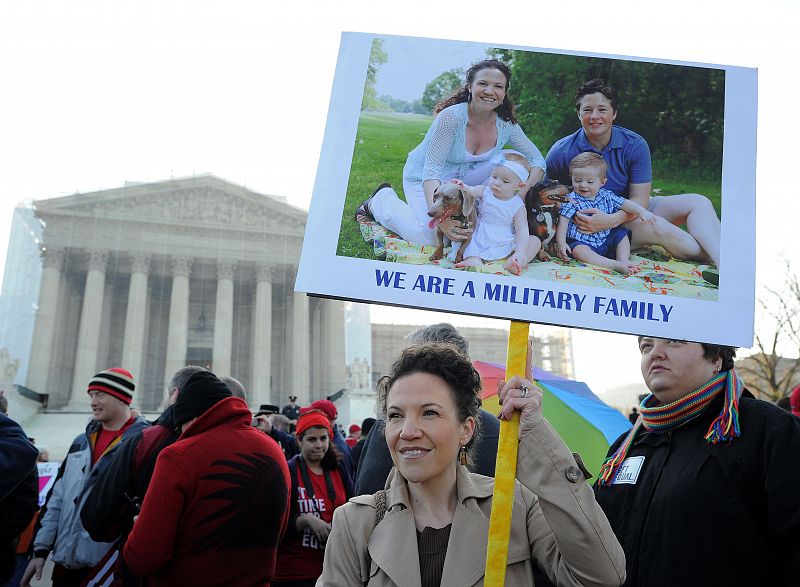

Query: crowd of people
<box><xmin>1</xmin><ymin>322</ymin><xmax>799</xmax><ymax>586</ymax></box>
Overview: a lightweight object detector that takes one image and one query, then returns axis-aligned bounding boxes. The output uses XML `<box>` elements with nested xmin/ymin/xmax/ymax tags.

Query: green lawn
<box><xmin>337</xmin><ymin>112</ymin><xmax>433</xmax><ymax>259</ymax></box>
<box><xmin>337</xmin><ymin>112</ymin><xmax>723</xmax><ymax>258</ymax></box>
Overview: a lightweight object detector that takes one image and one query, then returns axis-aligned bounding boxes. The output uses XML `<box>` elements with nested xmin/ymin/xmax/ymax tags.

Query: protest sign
<box><xmin>37</xmin><ymin>461</ymin><xmax>59</xmax><ymax>506</ymax></box>
<box><xmin>296</xmin><ymin>32</ymin><xmax>757</xmax><ymax>346</ymax></box>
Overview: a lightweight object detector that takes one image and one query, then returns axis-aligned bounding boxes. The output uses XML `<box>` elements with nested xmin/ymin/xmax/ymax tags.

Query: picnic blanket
<box><xmin>358</xmin><ymin>219</ymin><xmax>718</xmax><ymax>300</ymax></box>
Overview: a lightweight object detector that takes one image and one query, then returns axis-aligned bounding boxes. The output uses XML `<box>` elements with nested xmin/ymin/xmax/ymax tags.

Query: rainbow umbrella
<box><xmin>475</xmin><ymin>360</ymin><xmax>631</xmax><ymax>478</ymax></box>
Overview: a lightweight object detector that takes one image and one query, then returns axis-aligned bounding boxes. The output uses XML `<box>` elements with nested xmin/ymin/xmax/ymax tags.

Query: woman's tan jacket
<box><xmin>317</xmin><ymin>418</ymin><xmax>625</xmax><ymax>587</ymax></box>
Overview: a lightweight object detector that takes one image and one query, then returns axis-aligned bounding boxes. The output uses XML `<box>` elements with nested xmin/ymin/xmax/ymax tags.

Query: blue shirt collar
<box><xmin>577</xmin><ymin>126</ymin><xmax>624</xmax><ymax>152</ymax></box>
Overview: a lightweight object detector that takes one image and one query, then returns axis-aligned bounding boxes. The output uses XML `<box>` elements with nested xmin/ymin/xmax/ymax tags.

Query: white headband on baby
<box><xmin>491</xmin><ymin>155</ymin><xmax>529</xmax><ymax>183</ymax></box>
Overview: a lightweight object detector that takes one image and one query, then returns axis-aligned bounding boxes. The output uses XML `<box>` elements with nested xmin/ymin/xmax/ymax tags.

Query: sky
<box><xmin>1</xmin><ymin>0</ymin><xmax>798</xmax><ymax>399</ymax></box>
<box><xmin>374</xmin><ymin>37</ymin><xmax>488</xmax><ymax>102</ymax></box>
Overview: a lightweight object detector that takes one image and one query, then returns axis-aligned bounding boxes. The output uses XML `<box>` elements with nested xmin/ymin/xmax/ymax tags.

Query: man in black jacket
<box><xmin>0</xmin><ymin>413</ymin><xmax>39</xmax><ymax>584</ymax></box>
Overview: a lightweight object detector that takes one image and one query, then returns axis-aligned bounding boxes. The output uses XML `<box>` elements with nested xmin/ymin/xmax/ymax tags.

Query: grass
<box><xmin>337</xmin><ymin>112</ymin><xmax>724</xmax><ymax>258</ymax></box>
<box><xmin>336</xmin><ymin>113</ymin><xmax>433</xmax><ymax>259</ymax></box>
<box><xmin>651</xmin><ymin>177</ymin><xmax>722</xmax><ymax>216</ymax></box>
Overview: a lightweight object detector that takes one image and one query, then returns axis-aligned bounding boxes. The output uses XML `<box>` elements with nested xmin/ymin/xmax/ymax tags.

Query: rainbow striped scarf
<box><xmin>597</xmin><ymin>369</ymin><xmax>743</xmax><ymax>487</ymax></box>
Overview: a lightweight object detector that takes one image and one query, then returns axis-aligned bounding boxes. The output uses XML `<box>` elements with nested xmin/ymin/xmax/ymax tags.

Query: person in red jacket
<box><xmin>123</xmin><ymin>371</ymin><xmax>291</xmax><ymax>587</ymax></box>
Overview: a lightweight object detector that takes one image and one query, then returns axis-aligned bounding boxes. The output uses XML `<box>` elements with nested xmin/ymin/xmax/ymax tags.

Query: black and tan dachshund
<box><xmin>524</xmin><ymin>179</ymin><xmax>573</xmax><ymax>261</ymax></box>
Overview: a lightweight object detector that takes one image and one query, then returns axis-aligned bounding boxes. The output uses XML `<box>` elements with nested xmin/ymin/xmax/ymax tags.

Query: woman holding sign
<box><xmin>317</xmin><ymin>343</ymin><xmax>624</xmax><ymax>586</ymax></box>
<box><xmin>358</xmin><ymin>59</ymin><xmax>546</xmax><ymax>249</ymax></box>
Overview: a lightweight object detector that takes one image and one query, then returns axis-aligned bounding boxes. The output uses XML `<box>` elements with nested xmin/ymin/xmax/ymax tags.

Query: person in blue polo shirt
<box><xmin>546</xmin><ymin>79</ymin><xmax>721</xmax><ymax>274</ymax></box>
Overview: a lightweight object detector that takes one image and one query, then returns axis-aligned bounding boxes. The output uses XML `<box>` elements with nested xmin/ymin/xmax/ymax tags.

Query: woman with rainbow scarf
<box><xmin>594</xmin><ymin>337</ymin><xmax>800</xmax><ymax>586</ymax></box>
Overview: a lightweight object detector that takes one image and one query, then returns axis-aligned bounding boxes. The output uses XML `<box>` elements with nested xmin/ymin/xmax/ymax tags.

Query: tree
<box><xmin>361</xmin><ymin>39</ymin><xmax>388</xmax><ymax>111</ymax></box>
<box><xmin>379</xmin><ymin>94</ymin><xmax>414</xmax><ymax>113</ymax></box>
<box><xmin>736</xmin><ymin>264</ymin><xmax>800</xmax><ymax>402</ymax></box>
<box><xmin>421</xmin><ymin>69</ymin><xmax>463</xmax><ymax>114</ymax></box>
<box><xmin>505</xmin><ymin>50</ymin><xmax>725</xmax><ymax>177</ymax></box>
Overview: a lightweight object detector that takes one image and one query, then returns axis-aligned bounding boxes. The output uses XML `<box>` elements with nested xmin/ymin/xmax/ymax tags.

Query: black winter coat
<box><xmin>0</xmin><ymin>414</ymin><xmax>39</xmax><ymax>582</ymax></box>
<box><xmin>0</xmin><ymin>468</ymin><xmax>38</xmax><ymax>582</ymax></box>
<box><xmin>594</xmin><ymin>393</ymin><xmax>800</xmax><ymax>586</ymax></box>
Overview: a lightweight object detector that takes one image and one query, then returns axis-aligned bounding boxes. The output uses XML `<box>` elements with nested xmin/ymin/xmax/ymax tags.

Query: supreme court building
<box><xmin>1</xmin><ymin>175</ymin><xmax>346</xmax><ymax>411</ymax></box>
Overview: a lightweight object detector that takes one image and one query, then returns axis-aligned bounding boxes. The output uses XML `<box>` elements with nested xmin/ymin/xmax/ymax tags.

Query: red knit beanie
<box><xmin>296</xmin><ymin>410</ymin><xmax>332</xmax><ymax>438</ymax></box>
<box><xmin>87</xmin><ymin>367</ymin><xmax>135</xmax><ymax>405</ymax></box>
<box><xmin>308</xmin><ymin>399</ymin><xmax>337</xmax><ymax>420</ymax></box>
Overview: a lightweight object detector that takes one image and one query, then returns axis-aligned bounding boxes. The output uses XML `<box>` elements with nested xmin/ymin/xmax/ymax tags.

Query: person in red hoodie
<box><xmin>123</xmin><ymin>371</ymin><xmax>291</xmax><ymax>586</ymax></box>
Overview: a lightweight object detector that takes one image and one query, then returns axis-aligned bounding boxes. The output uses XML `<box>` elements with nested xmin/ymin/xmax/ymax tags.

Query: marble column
<box><xmin>310</xmin><ymin>300</ymin><xmax>322</xmax><ymax>392</ymax></box>
<box><xmin>251</xmin><ymin>263</ymin><xmax>273</xmax><ymax>406</ymax></box>
<box><xmin>121</xmin><ymin>253</ymin><xmax>151</xmax><ymax>381</ymax></box>
<box><xmin>212</xmin><ymin>260</ymin><xmax>236</xmax><ymax>377</ymax></box>
<box><xmin>163</xmin><ymin>256</ymin><xmax>192</xmax><ymax>391</ymax></box>
<box><xmin>323</xmin><ymin>300</ymin><xmax>347</xmax><ymax>391</ymax></box>
<box><xmin>290</xmin><ymin>284</ymin><xmax>310</xmax><ymax>403</ymax></box>
<box><xmin>26</xmin><ymin>247</ymin><xmax>65</xmax><ymax>395</ymax></box>
<box><xmin>69</xmin><ymin>250</ymin><xmax>108</xmax><ymax>407</ymax></box>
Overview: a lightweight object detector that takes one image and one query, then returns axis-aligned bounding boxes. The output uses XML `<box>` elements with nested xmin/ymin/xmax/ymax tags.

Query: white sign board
<box><xmin>297</xmin><ymin>33</ymin><xmax>756</xmax><ymax>346</ymax></box>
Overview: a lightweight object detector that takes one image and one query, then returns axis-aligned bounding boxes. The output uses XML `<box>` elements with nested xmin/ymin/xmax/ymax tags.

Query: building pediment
<box><xmin>34</xmin><ymin>175</ymin><xmax>307</xmax><ymax>233</ymax></box>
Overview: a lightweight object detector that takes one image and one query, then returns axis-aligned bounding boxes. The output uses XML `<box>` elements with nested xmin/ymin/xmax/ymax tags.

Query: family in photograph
<box><xmin>355</xmin><ymin>59</ymin><xmax>722</xmax><ymax>282</ymax></box>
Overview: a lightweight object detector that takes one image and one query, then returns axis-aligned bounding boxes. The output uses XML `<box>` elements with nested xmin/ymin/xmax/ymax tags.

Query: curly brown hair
<box><xmin>435</xmin><ymin>59</ymin><xmax>518</xmax><ymax>124</ymax></box>
<box><xmin>377</xmin><ymin>343</ymin><xmax>483</xmax><ymax>456</ymax></box>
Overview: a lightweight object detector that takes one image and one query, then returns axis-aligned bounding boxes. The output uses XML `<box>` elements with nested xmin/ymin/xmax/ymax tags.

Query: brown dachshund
<box><xmin>524</xmin><ymin>179</ymin><xmax>573</xmax><ymax>261</ymax></box>
<box><xmin>427</xmin><ymin>181</ymin><xmax>481</xmax><ymax>263</ymax></box>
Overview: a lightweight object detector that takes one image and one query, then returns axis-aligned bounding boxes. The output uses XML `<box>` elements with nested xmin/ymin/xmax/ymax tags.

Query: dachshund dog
<box><xmin>427</xmin><ymin>181</ymin><xmax>481</xmax><ymax>263</ymax></box>
<box><xmin>524</xmin><ymin>179</ymin><xmax>573</xmax><ymax>261</ymax></box>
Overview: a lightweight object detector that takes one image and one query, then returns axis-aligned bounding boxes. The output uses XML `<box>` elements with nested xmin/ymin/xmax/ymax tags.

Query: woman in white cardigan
<box><xmin>359</xmin><ymin>59</ymin><xmax>545</xmax><ymax>251</ymax></box>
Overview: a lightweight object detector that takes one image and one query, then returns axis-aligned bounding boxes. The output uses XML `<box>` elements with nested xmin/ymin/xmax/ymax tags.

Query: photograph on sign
<box><xmin>296</xmin><ymin>33</ymin><xmax>756</xmax><ymax>346</ymax></box>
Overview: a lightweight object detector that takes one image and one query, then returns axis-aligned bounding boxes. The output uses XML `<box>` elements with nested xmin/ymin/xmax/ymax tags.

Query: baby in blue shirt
<box><xmin>556</xmin><ymin>152</ymin><xmax>655</xmax><ymax>275</ymax></box>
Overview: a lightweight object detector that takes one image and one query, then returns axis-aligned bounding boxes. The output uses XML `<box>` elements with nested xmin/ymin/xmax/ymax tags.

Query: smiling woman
<box><xmin>317</xmin><ymin>342</ymin><xmax>625</xmax><ymax>587</ymax></box>
<box><xmin>358</xmin><ymin>59</ymin><xmax>546</xmax><ymax>255</ymax></box>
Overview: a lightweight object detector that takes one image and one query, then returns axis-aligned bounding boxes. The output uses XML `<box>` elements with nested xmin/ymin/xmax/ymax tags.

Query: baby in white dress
<box><xmin>454</xmin><ymin>153</ymin><xmax>534</xmax><ymax>275</ymax></box>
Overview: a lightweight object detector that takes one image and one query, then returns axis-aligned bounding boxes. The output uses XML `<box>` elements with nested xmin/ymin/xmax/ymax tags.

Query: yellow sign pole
<box><xmin>484</xmin><ymin>320</ymin><xmax>530</xmax><ymax>586</ymax></box>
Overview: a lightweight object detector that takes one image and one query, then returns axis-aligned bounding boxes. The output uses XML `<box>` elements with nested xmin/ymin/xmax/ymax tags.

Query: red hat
<box><xmin>791</xmin><ymin>384</ymin><xmax>800</xmax><ymax>416</ymax></box>
<box><xmin>348</xmin><ymin>424</ymin><xmax>361</xmax><ymax>434</ymax></box>
<box><xmin>296</xmin><ymin>410</ymin><xmax>332</xmax><ymax>438</ymax></box>
<box><xmin>309</xmin><ymin>399</ymin><xmax>337</xmax><ymax>421</ymax></box>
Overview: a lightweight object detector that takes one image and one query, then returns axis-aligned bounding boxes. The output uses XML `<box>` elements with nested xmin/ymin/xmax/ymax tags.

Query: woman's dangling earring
<box><xmin>459</xmin><ymin>444</ymin><xmax>468</xmax><ymax>466</ymax></box>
